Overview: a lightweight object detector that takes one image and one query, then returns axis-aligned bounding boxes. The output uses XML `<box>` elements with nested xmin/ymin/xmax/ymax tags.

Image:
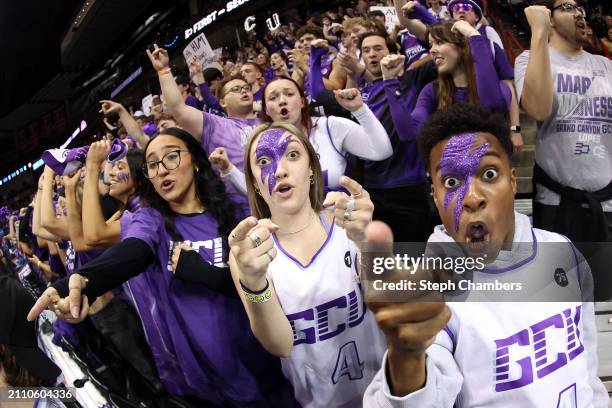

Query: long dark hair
<box><xmin>429</xmin><ymin>22</ymin><xmax>478</xmax><ymax>109</ymax></box>
<box><xmin>135</xmin><ymin>128</ymin><xmax>239</xmax><ymax>256</ymax></box>
<box><xmin>260</xmin><ymin>76</ymin><xmax>317</xmax><ymax>135</ymax></box>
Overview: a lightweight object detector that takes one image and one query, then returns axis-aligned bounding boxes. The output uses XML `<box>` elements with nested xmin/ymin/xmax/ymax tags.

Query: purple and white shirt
<box><xmin>364</xmin><ymin>212</ymin><xmax>608</xmax><ymax>407</ymax></box>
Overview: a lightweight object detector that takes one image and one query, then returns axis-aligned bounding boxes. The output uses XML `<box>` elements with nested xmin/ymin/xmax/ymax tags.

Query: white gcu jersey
<box><xmin>267</xmin><ymin>214</ymin><xmax>386</xmax><ymax>408</ymax></box>
<box><xmin>364</xmin><ymin>212</ymin><xmax>609</xmax><ymax>407</ymax></box>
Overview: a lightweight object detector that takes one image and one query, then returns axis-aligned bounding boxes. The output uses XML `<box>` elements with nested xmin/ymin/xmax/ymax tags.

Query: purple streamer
<box><xmin>439</xmin><ymin>133</ymin><xmax>489</xmax><ymax>232</ymax></box>
<box><xmin>255</xmin><ymin>129</ymin><xmax>292</xmax><ymax>195</ymax></box>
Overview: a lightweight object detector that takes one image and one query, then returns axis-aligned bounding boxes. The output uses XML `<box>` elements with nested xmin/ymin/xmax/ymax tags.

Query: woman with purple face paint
<box><xmin>229</xmin><ymin>123</ymin><xmax>386</xmax><ymax>407</ymax></box>
<box><xmin>81</xmin><ymin>140</ymin><xmax>142</xmax><ymax>248</ymax></box>
<box><xmin>262</xmin><ymin>76</ymin><xmax>393</xmax><ymax>193</ymax></box>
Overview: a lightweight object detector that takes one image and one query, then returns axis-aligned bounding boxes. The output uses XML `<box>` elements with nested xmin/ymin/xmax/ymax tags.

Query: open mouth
<box><xmin>161</xmin><ymin>179</ymin><xmax>174</xmax><ymax>191</ymax></box>
<box><xmin>433</xmin><ymin>56</ymin><xmax>444</xmax><ymax>65</ymax></box>
<box><xmin>576</xmin><ymin>21</ymin><xmax>586</xmax><ymax>30</ymax></box>
<box><xmin>465</xmin><ymin>221</ymin><xmax>490</xmax><ymax>251</ymax></box>
<box><xmin>274</xmin><ymin>183</ymin><xmax>293</xmax><ymax>197</ymax></box>
<box><xmin>279</xmin><ymin>107</ymin><xmax>289</xmax><ymax>119</ymax></box>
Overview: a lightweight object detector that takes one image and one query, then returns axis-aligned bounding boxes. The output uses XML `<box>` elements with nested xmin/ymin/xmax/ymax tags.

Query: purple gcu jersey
<box><xmin>122</xmin><ymin>207</ymin><xmax>289</xmax><ymax>403</ymax></box>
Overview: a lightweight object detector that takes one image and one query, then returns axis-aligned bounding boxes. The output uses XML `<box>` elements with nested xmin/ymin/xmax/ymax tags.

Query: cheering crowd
<box><xmin>1</xmin><ymin>0</ymin><xmax>611</xmax><ymax>406</ymax></box>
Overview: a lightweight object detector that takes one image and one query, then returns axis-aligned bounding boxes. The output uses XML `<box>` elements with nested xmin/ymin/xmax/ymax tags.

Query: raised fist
<box><xmin>524</xmin><ymin>6</ymin><xmax>552</xmax><ymax>35</ymax></box>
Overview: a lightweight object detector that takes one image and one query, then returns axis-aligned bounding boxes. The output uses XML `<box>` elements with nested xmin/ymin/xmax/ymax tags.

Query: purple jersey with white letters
<box><xmin>123</xmin><ymin>207</ymin><xmax>288</xmax><ymax>403</ymax></box>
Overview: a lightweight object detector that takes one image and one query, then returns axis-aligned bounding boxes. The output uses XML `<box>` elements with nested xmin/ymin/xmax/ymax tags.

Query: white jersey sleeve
<box><xmin>328</xmin><ymin>105</ymin><xmax>393</xmax><ymax>161</ymax></box>
<box><xmin>363</xmin><ymin>342</ymin><xmax>463</xmax><ymax>408</ymax></box>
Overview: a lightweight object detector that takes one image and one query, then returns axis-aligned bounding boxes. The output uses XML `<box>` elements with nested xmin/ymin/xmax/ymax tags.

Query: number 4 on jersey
<box><xmin>332</xmin><ymin>341</ymin><xmax>364</xmax><ymax>384</ymax></box>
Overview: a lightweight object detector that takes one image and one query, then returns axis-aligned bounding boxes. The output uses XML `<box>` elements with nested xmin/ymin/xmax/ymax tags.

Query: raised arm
<box><xmin>332</xmin><ymin>89</ymin><xmax>393</xmax><ymax>160</ymax></box>
<box><xmin>518</xmin><ymin>6</ymin><xmax>553</xmax><ymax>121</ymax></box>
<box><xmin>82</xmin><ymin>141</ymin><xmax>122</xmax><ymax>247</ymax></box>
<box><xmin>32</xmin><ymin>190</ymin><xmax>62</xmax><ymax>242</ymax></box>
<box><xmin>454</xmin><ymin>21</ymin><xmax>510</xmax><ymax>112</ymax></box>
<box><xmin>64</xmin><ymin>170</ymin><xmax>96</xmax><ymax>252</ymax></box>
<box><xmin>99</xmin><ymin>100</ymin><xmax>147</xmax><ymax>148</ymax></box>
<box><xmin>395</xmin><ymin>0</ymin><xmax>434</xmax><ymax>44</ymax></box>
<box><xmin>40</xmin><ymin>166</ymin><xmax>69</xmax><ymax>239</ymax></box>
<box><xmin>147</xmin><ymin>44</ymin><xmax>204</xmax><ymax>140</ymax></box>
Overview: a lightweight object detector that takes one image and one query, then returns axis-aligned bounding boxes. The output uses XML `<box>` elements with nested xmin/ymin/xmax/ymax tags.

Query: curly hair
<box><xmin>418</xmin><ymin>103</ymin><xmax>512</xmax><ymax>171</ymax></box>
<box><xmin>136</xmin><ymin>128</ymin><xmax>239</xmax><ymax>259</ymax></box>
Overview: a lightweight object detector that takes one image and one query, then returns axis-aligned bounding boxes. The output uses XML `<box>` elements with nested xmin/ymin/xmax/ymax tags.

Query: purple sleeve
<box><xmin>411</xmin><ymin>82</ymin><xmax>438</xmax><ymax>133</ymax></box>
<box><xmin>411</xmin><ymin>3</ymin><xmax>438</xmax><ymax>25</ymax></box>
<box><xmin>197</xmin><ymin>83</ymin><xmax>224</xmax><ymax>113</ymax></box>
<box><xmin>308</xmin><ymin>46</ymin><xmax>329</xmax><ymax>100</ymax></box>
<box><xmin>469</xmin><ymin>36</ymin><xmax>509</xmax><ymax>112</ymax></box>
<box><xmin>185</xmin><ymin>95</ymin><xmax>202</xmax><ymax>110</ymax></box>
<box><xmin>123</xmin><ymin>208</ymin><xmax>162</xmax><ymax>252</ymax></box>
<box><xmin>383</xmin><ymin>79</ymin><xmax>419</xmax><ymax>142</ymax></box>
<box><xmin>493</xmin><ymin>43</ymin><xmax>514</xmax><ymax>80</ymax></box>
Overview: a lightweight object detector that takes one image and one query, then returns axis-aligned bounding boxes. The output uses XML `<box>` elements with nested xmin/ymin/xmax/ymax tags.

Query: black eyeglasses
<box><xmin>552</xmin><ymin>3</ymin><xmax>586</xmax><ymax>17</ymax></box>
<box><xmin>227</xmin><ymin>84</ymin><xmax>252</xmax><ymax>94</ymax></box>
<box><xmin>142</xmin><ymin>150</ymin><xmax>188</xmax><ymax>179</ymax></box>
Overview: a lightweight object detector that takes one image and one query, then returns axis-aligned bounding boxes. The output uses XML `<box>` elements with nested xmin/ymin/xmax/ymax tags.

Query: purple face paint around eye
<box><xmin>255</xmin><ymin>128</ymin><xmax>292</xmax><ymax>195</ymax></box>
<box><xmin>439</xmin><ymin>133</ymin><xmax>490</xmax><ymax>233</ymax></box>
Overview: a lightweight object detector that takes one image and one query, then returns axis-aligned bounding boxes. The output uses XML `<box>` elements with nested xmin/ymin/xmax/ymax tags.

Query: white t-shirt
<box><xmin>515</xmin><ymin>47</ymin><xmax>612</xmax><ymax>210</ymax></box>
<box><xmin>363</xmin><ymin>212</ymin><xmax>609</xmax><ymax>407</ymax></box>
<box><xmin>429</xmin><ymin>5</ymin><xmax>451</xmax><ymax>20</ymax></box>
<box><xmin>267</xmin><ymin>215</ymin><xmax>386</xmax><ymax>407</ymax></box>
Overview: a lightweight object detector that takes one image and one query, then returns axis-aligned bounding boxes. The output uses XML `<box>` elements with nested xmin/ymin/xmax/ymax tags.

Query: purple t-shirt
<box><xmin>122</xmin><ymin>207</ymin><xmax>287</xmax><ymax>403</ymax></box>
<box><xmin>202</xmin><ymin>112</ymin><xmax>261</xmax><ymax>212</ymax></box>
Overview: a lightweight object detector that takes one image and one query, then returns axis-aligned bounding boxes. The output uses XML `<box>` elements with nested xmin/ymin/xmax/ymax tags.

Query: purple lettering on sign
<box><xmin>255</xmin><ymin>128</ymin><xmax>292</xmax><ymax>195</ymax></box>
<box><xmin>439</xmin><ymin>133</ymin><xmax>489</xmax><ymax>232</ymax></box>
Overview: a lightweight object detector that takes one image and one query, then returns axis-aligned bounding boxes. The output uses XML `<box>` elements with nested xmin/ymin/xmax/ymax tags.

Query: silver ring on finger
<box><xmin>249</xmin><ymin>232</ymin><xmax>262</xmax><ymax>248</ymax></box>
<box><xmin>346</xmin><ymin>197</ymin><xmax>356</xmax><ymax>212</ymax></box>
<box><xmin>343</xmin><ymin>210</ymin><xmax>351</xmax><ymax>221</ymax></box>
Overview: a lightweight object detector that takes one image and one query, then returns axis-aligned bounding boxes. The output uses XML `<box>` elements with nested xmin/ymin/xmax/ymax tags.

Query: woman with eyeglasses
<box><xmin>228</xmin><ymin>123</ymin><xmax>386</xmax><ymax>407</ymax></box>
<box><xmin>28</xmin><ymin>128</ymin><xmax>298</xmax><ymax>407</ymax></box>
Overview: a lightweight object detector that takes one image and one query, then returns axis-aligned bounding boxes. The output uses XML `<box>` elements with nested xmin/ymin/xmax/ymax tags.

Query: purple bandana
<box><xmin>439</xmin><ymin>133</ymin><xmax>489</xmax><ymax>232</ymax></box>
<box><xmin>255</xmin><ymin>129</ymin><xmax>292</xmax><ymax>195</ymax></box>
<box><xmin>41</xmin><ymin>146</ymin><xmax>90</xmax><ymax>176</ymax></box>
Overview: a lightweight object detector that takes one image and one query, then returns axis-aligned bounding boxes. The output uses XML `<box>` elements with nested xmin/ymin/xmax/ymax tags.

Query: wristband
<box><xmin>240</xmin><ymin>278</ymin><xmax>272</xmax><ymax>303</ymax></box>
<box><xmin>510</xmin><ymin>125</ymin><xmax>521</xmax><ymax>132</ymax></box>
<box><xmin>158</xmin><ymin>67</ymin><xmax>172</xmax><ymax>76</ymax></box>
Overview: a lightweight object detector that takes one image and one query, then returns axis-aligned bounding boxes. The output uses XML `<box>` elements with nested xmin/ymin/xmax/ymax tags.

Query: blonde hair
<box><xmin>243</xmin><ymin>122</ymin><xmax>324</xmax><ymax>219</ymax></box>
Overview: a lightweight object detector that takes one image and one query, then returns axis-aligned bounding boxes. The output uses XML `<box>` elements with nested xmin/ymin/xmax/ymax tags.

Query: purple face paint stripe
<box><xmin>116</xmin><ymin>172</ymin><xmax>130</xmax><ymax>183</ymax></box>
<box><xmin>255</xmin><ymin>128</ymin><xmax>292</xmax><ymax>195</ymax></box>
<box><xmin>439</xmin><ymin>133</ymin><xmax>490</xmax><ymax>232</ymax></box>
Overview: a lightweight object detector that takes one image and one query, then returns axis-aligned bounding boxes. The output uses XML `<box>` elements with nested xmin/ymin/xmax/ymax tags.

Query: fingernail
<box><xmin>71</xmin><ymin>307</ymin><xmax>79</xmax><ymax>318</ymax></box>
<box><xmin>270</xmin><ymin>222</ymin><xmax>280</xmax><ymax>229</ymax></box>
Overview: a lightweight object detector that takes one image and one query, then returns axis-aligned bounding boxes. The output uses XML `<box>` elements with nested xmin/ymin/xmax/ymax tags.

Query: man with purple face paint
<box><xmin>363</xmin><ymin>104</ymin><xmax>608</xmax><ymax>407</ymax></box>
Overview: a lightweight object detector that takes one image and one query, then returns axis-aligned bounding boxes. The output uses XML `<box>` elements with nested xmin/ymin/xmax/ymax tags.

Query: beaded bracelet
<box><xmin>240</xmin><ymin>278</ymin><xmax>272</xmax><ymax>304</ymax></box>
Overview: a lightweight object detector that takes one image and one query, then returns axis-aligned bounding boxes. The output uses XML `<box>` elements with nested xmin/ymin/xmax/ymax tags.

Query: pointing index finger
<box><xmin>229</xmin><ymin>217</ymin><xmax>258</xmax><ymax>244</ymax></box>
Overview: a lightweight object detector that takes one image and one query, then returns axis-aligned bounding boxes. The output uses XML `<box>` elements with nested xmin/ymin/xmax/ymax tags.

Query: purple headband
<box><xmin>255</xmin><ymin>128</ymin><xmax>292</xmax><ymax>195</ymax></box>
<box><xmin>439</xmin><ymin>133</ymin><xmax>489</xmax><ymax>232</ymax></box>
